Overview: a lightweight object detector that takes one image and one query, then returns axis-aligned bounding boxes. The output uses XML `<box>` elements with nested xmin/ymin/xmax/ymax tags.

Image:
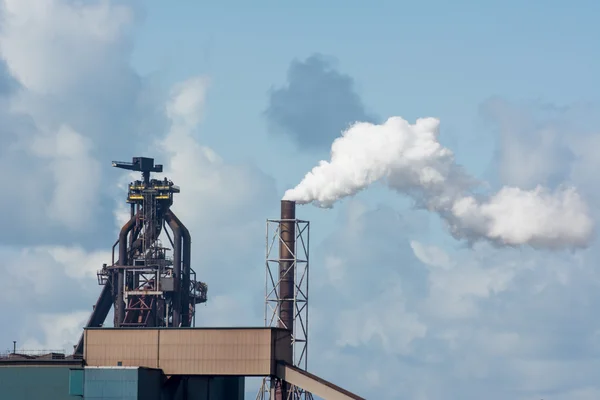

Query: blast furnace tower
<box><xmin>74</xmin><ymin>157</ymin><xmax>207</xmax><ymax>354</ymax></box>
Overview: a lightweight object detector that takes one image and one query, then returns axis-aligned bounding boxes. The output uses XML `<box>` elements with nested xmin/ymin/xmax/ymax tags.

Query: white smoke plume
<box><xmin>283</xmin><ymin>117</ymin><xmax>594</xmax><ymax>249</ymax></box>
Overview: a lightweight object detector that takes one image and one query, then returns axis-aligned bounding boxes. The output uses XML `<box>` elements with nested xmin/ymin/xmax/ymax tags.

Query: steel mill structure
<box><xmin>73</xmin><ymin>157</ymin><xmax>208</xmax><ymax>355</ymax></box>
<box><xmin>0</xmin><ymin>157</ymin><xmax>365</xmax><ymax>400</ymax></box>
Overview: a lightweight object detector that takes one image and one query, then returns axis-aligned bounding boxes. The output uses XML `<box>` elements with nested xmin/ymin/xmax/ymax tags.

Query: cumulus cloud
<box><xmin>0</xmin><ymin>244</ymin><xmax>110</xmax><ymax>352</ymax></box>
<box><xmin>19</xmin><ymin>311</ymin><xmax>92</xmax><ymax>352</ymax></box>
<box><xmin>2</xmin><ymin>3</ymin><xmax>599</xmax><ymax>400</ymax></box>
<box><xmin>307</xmin><ymin>201</ymin><xmax>600</xmax><ymax>399</ymax></box>
<box><xmin>0</xmin><ymin>0</ymin><xmax>135</xmax><ymax>96</ymax></box>
<box><xmin>0</xmin><ymin>0</ymin><xmax>274</xmax><ymax>354</ymax></box>
<box><xmin>264</xmin><ymin>53</ymin><xmax>377</xmax><ymax>150</ymax></box>
<box><xmin>0</xmin><ymin>70</ymin><xmax>275</xmax><ymax>351</ymax></box>
<box><xmin>335</xmin><ymin>284</ymin><xmax>427</xmax><ymax>356</ymax></box>
<box><xmin>285</xmin><ymin>116</ymin><xmax>593</xmax><ymax>249</ymax></box>
<box><xmin>0</xmin><ymin>0</ymin><xmax>163</xmax><ymax>246</ymax></box>
<box><xmin>156</xmin><ymin>75</ymin><xmax>277</xmax><ymax>299</ymax></box>
<box><xmin>480</xmin><ymin>97</ymin><xmax>600</xmax><ymax>198</ymax></box>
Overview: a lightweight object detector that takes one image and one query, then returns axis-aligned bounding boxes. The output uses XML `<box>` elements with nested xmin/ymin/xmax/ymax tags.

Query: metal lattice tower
<box><xmin>257</xmin><ymin>210</ymin><xmax>313</xmax><ymax>400</ymax></box>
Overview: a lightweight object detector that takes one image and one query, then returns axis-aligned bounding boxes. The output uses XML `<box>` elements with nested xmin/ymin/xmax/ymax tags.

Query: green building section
<box><xmin>0</xmin><ymin>365</ymin><xmax>244</xmax><ymax>400</ymax></box>
<box><xmin>0</xmin><ymin>366</ymin><xmax>74</xmax><ymax>400</ymax></box>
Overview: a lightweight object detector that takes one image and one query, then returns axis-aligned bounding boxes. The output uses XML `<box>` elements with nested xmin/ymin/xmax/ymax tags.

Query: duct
<box><xmin>181</xmin><ymin>219</ymin><xmax>191</xmax><ymax>327</ymax></box>
<box><xmin>166</xmin><ymin>210</ymin><xmax>192</xmax><ymax>327</ymax></box>
<box><xmin>165</xmin><ymin>210</ymin><xmax>183</xmax><ymax>327</ymax></box>
<box><xmin>115</xmin><ymin>215</ymin><xmax>136</xmax><ymax>327</ymax></box>
<box><xmin>279</xmin><ymin>200</ymin><xmax>296</xmax><ymax>331</ymax></box>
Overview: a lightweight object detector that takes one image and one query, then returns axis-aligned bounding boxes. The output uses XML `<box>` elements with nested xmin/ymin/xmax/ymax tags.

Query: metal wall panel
<box><xmin>158</xmin><ymin>328</ymin><xmax>273</xmax><ymax>376</ymax></box>
<box><xmin>84</xmin><ymin>328</ymin><xmax>292</xmax><ymax>377</ymax></box>
<box><xmin>84</xmin><ymin>329</ymin><xmax>159</xmax><ymax>369</ymax></box>
<box><xmin>0</xmin><ymin>366</ymin><xmax>73</xmax><ymax>400</ymax></box>
<box><xmin>69</xmin><ymin>368</ymin><xmax>84</xmax><ymax>396</ymax></box>
<box><xmin>84</xmin><ymin>367</ymin><xmax>139</xmax><ymax>400</ymax></box>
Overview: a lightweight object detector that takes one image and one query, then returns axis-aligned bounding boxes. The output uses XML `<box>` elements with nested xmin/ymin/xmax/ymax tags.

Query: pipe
<box><xmin>181</xmin><ymin>220</ymin><xmax>191</xmax><ymax>327</ymax></box>
<box><xmin>165</xmin><ymin>210</ymin><xmax>182</xmax><ymax>327</ymax></box>
<box><xmin>274</xmin><ymin>200</ymin><xmax>296</xmax><ymax>400</ymax></box>
<box><xmin>279</xmin><ymin>200</ymin><xmax>296</xmax><ymax>331</ymax></box>
<box><xmin>115</xmin><ymin>216</ymin><xmax>136</xmax><ymax>327</ymax></box>
<box><xmin>167</xmin><ymin>210</ymin><xmax>192</xmax><ymax>327</ymax></box>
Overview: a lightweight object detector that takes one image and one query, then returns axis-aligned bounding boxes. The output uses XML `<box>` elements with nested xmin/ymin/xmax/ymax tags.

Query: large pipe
<box><xmin>167</xmin><ymin>210</ymin><xmax>192</xmax><ymax>327</ymax></box>
<box><xmin>165</xmin><ymin>210</ymin><xmax>182</xmax><ymax>327</ymax></box>
<box><xmin>275</xmin><ymin>200</ymin><xmax>296</xmax><ymax>400</ymax></box>
<box><xmin>279</xmin><ymin>200</ymin><xmax>296</xmax><ymax>331</ymax></box>
<box><xmin>115</xmin><ymin>216</ymin><xmax>136</xmax><ymax>327</ymax></box>
<box><xmin>182</xmin><ymin>228</ymin><xmax>191</xmax><ymax>326</ymax></box>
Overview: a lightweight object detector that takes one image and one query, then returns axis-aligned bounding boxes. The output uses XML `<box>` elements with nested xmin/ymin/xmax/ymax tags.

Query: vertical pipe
<box><xmin>279</xmin><ymin>200</ymin><xmax>296</xmax><ymax>331</ymax></box>
<box><xmin>116</xmin><ymin>216</ymin><xmax>135</xmax><ymax>327</ymax></box>
<box><xmin>168</xmin><ymin>210</ymin><xmax>191</xmax><ymax>327</ymax></box>
<box><xmin>275</xmin><ymin>200</ymin><xmax>295</xmax><ymax>400</ymax></box>
<box><xmin>173</xmin><ymin>233</ymin><xmax>182</xmax><ymax>327</ymax></box>
<box><xmin>181</xmin><ymin>224</ymin><xmax>191</xmax><ymax>327</ymax></box>
<box><xmin>165</xmin><ymin>210</ymin><xmax>182</xmax><ymax>328</ymax></box>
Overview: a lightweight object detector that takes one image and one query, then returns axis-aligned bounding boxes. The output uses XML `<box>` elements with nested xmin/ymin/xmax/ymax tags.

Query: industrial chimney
<box><xmin>279</xmin><ymin>200</ymin><xmax>296</xmax><ymax>332</ymax></box>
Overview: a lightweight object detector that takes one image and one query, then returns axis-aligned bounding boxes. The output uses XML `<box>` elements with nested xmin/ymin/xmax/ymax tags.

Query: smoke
<box><xmin>283</xmin><ymin>116</ymin><xmax>594</xmax><ymax>249</ymax></box>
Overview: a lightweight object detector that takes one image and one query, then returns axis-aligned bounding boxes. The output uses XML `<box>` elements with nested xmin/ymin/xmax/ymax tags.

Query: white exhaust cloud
<box><xmin>283</xmin><ymin>117</ymin><xmax>593</xmax><ymax>249</ymax></box>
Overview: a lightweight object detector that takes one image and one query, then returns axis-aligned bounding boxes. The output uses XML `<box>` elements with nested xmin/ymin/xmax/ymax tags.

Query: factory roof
<box><xmin>0</xmin><ymin>351</ymin><xmax>83</xmax><ymax>367</ymax></box>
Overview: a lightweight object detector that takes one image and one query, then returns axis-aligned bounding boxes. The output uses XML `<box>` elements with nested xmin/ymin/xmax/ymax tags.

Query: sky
<box><xmin>0</xmin><ymin>0</ymin><xmax>600</xmax><ymax>399</ymax></box>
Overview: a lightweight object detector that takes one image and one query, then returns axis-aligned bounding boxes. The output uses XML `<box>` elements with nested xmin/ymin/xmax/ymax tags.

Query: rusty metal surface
<box><xmin>115</xmin><ymin>216</ymin><xmax>136</xmax><ymax>327</ymax></box>
<box><xmin>74</xmin><ymin>157</ymin><xmax>208</xmax><ymax>355</ymax></box>
<box><xmin>165</xmin><ymin>210</ymin><xmax>183</xmax><ymax>327</ymax></box>
<box><xmin>165</xmin><ymin>210</ymin><xmax>193</xmax><ymax>327</ymax></box>
<box><xmin>84</xmin><ymin>328</ymin><xmax>292</xmax><ymax>376</ymax></box>
<box><xmin>276</xmin><ymin>363</ymin><xmax>365</xmax><ymax>400</ymax></box>
<box><xmin>279</xmin><ymin>200</ymin><xmax>296</xmax><ymax>332</ymax></box>
<box><xmin>276</xmin><ymin>200</ymin><xmax>297</xmax><ymax>400</ymax></box>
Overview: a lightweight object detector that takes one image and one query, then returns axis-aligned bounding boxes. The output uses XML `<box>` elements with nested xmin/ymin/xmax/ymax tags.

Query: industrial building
<box><xmin>0</xmin><ymin>157</ymin><xmax>365</xmax><ymax>400</ymax></box>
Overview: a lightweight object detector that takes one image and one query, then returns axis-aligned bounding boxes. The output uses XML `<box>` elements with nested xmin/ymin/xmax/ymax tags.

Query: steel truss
<box><xmin>257</xmin><ymin>218</ymin><xmax>313</xmax><ymax>400</ymax></box>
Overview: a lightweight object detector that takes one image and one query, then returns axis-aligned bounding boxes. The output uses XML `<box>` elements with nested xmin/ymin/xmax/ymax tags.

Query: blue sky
<box><xmin>1</xmin><ymin>1</ymin><xmax>600</xmax><ymax>399</ymax></box>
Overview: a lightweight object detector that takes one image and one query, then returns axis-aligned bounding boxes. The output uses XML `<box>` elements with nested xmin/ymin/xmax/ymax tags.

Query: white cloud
<box><xmin>29</xmin><ymin>125</ymin><xmax>101</xmax><ymax>230</ymax></box>
<box><xmin>0</xmin><ymin>0</ymin><xmax>274</xmax><ymax>354</ymax></box>
<box><xmin>0</xmin><ymin>0</ymin><xmax>134</xmax><ymax>95</ymax></box>
<box><xmin>153</xmin><ymin>75</ymin><xmax>277</xmax><ymax>315</ymax></box>
<box><xmin>0</xmin><ymin>0</ymin><xmax>160</xmax><ymax>244</ymax></box>
<box><xmin>410</xmin><ymin>240</ymin><xmax>453</xmax><ymax>269</ymax></box>
<box><xmin>1</xmin><ymin>3</ymin><xmax>599</xmax><ymax>400</ymax></box>
<box><xmin>305</xmin><ymin>200</ymin><xmax>600</xmax><ymax>399</ymax></box>
<box><xmin>20</xmin><ymin>311</ymin><xmax>91</xmax><ymax>352</ymax></box>
<box><xmin>0</xmin><ymin>69</ymin><xmax>277</xmax><ymax>349</ymax></box>
<box><xmin>413</xmin><ymin>240</ymin><xmax>517</xmax><ymax>319</ymax></box>
<box><xmin>335</xmin><ymin>282</ymin><xmax>427</xmax><ymax>355</ymax></box>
